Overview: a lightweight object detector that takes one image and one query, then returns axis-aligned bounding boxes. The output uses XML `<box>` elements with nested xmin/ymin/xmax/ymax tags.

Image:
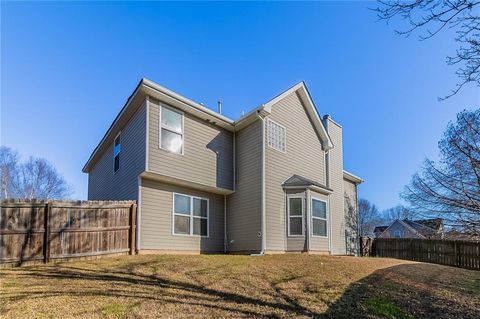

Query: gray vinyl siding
<box><xmin>343</xmin><ymin>179</ymin><xmax>357</xmax><ymax>210</ymax></box>
<box><xmin>344</xmin><ymin>178</ymin><xmax>359</xmax><ymax>255</ymax></box>
<box><xmin>88</xmin><ymin>100</ymin><xmax>146</xmax><ymax>200</ymax></box>
<box><xmin>264</xmin><ymin>92</ymin><xmax>326</xmax><ymax>252</ymax></box>
<box><xmin>140</xmin><ymin>178</ymin><xmax>225</xmax><ymax>252</ymax></box>
<box><xmin>309</xmin><ymin>190</ymin><xmax>330</xmax><ymax>251</ymax></box>
<box><xmin>325</xmin><ymin>119</ymin><xmax>345</xmax><ymax>254</ymax></box>
<box><xmin>226</xmin><ymin>121</ymin><xmax>262</xmax><ymax>252</ymax></box>
<box><xmin>148</xmin><ymin>98</ymin><xmax>234</xmax><ymax>190</ymax></box>
<box><xmin>285</xmin><ymin>189</ymin><xmax>306</xmax><ymax>252</ymax></box>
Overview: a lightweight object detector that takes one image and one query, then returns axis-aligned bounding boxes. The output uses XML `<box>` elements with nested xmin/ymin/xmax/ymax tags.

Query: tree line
<box><xmin>357</xmin><ymin>109</ymin><xmax>479</xmax><ymax>237</ymax></box>
<box><xmin>358</xmin><ymin>1</ymin><xmax>479</xmax><ymax>237</ymax></box>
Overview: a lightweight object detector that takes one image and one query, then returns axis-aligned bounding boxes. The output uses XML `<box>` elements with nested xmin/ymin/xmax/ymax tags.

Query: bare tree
<box><xmin>0</xmin><ymin>146</ymin><xmax>20</xmax><ymax>199</ymax></box>
<box><xmin>382</xmin><ymin>204</ymin><xmax>416</xmax><ymax>223</ymax></box>
<box><xmin>374</xmin><ymin>0</ymin><xmax>480</xmax><ymax>99</ymax></box>
<box><xmin>0</xmin><ymin>146</ymin><xmax>72</xmax><ymax>199</ymax></box>
<box><xmin>358</xmin><ymin>198</ymin><xmax>384</xmax><ymax>236</ymax></box>
<box><xmin>401</xmin><ymin>109</ymin><xmax>480</xmax><ymax>235</ymax></box>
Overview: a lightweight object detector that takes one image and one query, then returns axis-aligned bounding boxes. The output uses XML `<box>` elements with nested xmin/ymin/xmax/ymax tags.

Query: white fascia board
<box><xmin>141</xmin><ymin>78</ymin><xmax>235</xmax><ymax>129</ymax></box>
<box><xmin>343</xmin><ymin>170</ymin><xmax>364</xmax><ymax>184</ymax></box>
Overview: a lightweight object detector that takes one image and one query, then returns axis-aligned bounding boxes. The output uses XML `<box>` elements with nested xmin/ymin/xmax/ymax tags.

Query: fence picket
<box><xmin>369</xmin><ymin>238</ymin><xmax>479</xmax><ymax>270</ymax></box>
<box><xmin>0</xmin><ymin>199</ymin><xmax>137</xmax><ymax>266</ymax></box>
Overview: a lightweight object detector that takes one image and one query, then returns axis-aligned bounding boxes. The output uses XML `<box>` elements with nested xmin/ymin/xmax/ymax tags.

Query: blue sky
<box><xmin>1</xmin><ymin>1</ymin><xmax>478</xmax><ymax>211</ymax></box>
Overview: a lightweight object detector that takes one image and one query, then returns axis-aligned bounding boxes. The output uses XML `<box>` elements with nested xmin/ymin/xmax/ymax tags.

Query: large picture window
<box><xmin>173</xmin><ymin>193</ymin><xmax>208</xmax><ymax>237</ymax></box>
<box><xmin>312</xmin><ymin>198</ymin><xmax>328</xmax><ymax>237</ymax></box>
<box><xmin>113</xmin><ymin>133</ymin><xmax>121</xmax><ymax>173</ymax></box>
<box><xmin>288</xmin><ymin>197</ymin><xmax>303</xmax><ymax>236</ymax></box>
<box><xmin>160</xmin><ymin>105</ymin><xmax>183</xmax><ymax>154</ymax></box>
<box><xmin>267</xmin><ymin>119</ymin><xmax>286</xmax><ymax>152</ymax></box>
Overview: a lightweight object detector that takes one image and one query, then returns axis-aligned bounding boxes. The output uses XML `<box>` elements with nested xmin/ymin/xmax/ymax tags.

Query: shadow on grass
<box><xmin>325</xmin><ymin>262</ymin><xmax>480</xmax><ymax>319</ymax></box>
<box><xmin>1</xmin><ymin>259</ymin><xmax>479</xmax><ymax>318</ymax></box>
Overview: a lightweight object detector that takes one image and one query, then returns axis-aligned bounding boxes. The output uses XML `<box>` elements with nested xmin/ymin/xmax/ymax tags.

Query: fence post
<box><xmin>129</xmin><ymin>203</ymin><xmax>137</xmax><ymax>255</ymax></box>
<box><xmin>43</xmin><ymin>201</ymin><xmax>52</xmax><ymax>263</ymax></box>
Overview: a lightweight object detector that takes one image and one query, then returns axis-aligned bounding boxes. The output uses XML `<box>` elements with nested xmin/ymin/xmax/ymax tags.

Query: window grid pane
<box><xmin>174</xmin><ymin>194</ymin><xmax>190</xmax><ymax>215</ymax></box>
<box><xmin>312</xmin><ymin>199</ymin><xmax>327</xmax><ymax>219</ymax></box>
<box><xmin>289</xmin><ymin>198</ymin><xmax>302</xmax><ymax>216</ymax></box>
<box><xmin>161</xmin><ymin>129</ymin><xmax>183</xmax><ymax>154</ymax></box>
<box><xmin>162</xmin><ymin>107</ymin><xmax>183</xmax><ymax>133</ymax></box>
<box><xmin>174</xmin><ymin>215</ymin><xmax>190</xmax><ymax>235</ymax></box>
<box><xmin>312</xmin><ymin>218</ymin><xmax>327</xmax><ymax>236</ymax></box>
<box><xmin>193</xmin><ymin>198</ymin><xmax>208</xmax><ymax>217</ymax></box>
<box><xmin>289</xmin><ymin>216</ymin><xmax>303</xmax><ymax>235</ymax></box>
<box><xmin>193</xmin><ymin>217</ymin><xmax>207</xmax><ymax>236</ymax></box>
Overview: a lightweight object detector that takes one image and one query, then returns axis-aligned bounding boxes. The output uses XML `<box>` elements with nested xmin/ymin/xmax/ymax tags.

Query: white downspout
<box><xmin>324</xmin><ymin>117</ymin><xmax>333</xmax><ymax>254</ymax></box>
<box><xmin>306</xmin><ymin>188</ymin><xmax>311</xmax><ymax>252</ymax></box>
<box><xmin>257</xmin><ymin>111</ymin><xmax>266</xmax><ymax>255</ymax></box>
<box><xmin>224</xmin><ymin>194</ymin><xmax>227</xmax><ymax>253</ymax></box>
<box><xmin>233</xmin><ymin>131</ymin><xmax>236</xmax><ymax>192</ymax></box>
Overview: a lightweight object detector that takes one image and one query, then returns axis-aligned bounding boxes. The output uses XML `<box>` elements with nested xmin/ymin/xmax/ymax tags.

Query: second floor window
<box><xmin>267</xmin><ymin>119</ymin><xmax>286</xmax><ymax>152</ymax></box>
<box><xmin>113</xmin><ymin>133</ymin><xmax>121</xmax><ymax>173</ymax></box>
<box><xmin>160</xmin><ymin>105</ymin><xmax>183</xmax><ymax>154</ymax></box>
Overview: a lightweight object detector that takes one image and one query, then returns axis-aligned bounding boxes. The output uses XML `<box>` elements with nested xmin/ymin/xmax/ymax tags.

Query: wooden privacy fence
<box><xmin>374</xmin><ymin>238</ymin><xmax>480</xmax><ymax>270</ymax></box>
<box><xmin>0</xmin><ymin>199</ymin><xmax>137</xmax><ymax>266</ymax></box>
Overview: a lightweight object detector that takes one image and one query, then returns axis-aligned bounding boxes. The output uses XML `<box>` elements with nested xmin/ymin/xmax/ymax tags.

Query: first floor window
<box><xmin>288</xmin><ymin>197</ymin><xmax>303</xmax><ymax>236</ymax></box>
<box><xmin>312</xmin><ymin>198</ymin><xmax>328</xmax><ymax>237</ymax></box>
<box><xmin>173</xmin><ymin>194</ymin><xmax>208</xmax><ymax>236</ymax></box>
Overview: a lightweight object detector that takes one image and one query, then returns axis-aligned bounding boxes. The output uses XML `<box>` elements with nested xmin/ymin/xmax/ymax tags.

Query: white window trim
<box><xmin>287</xmin><ymin>196</ymin><xmax>304</xmax><ymax>237</ymax></box>
<box><xmin>172</xmin><ymin>192</ymin><xmax>209</xmax><ymax>238</ymax></box>
<box><xmin>113</xmin><ymin>131</ymin><xmax>121</xmax><ymax>174</ymax></box>
<box><xmin>159</xmin><ymin>104</ymin><xmax>184</xmax><ymax>155</ymax></box>
<box><xmin>311</xmin><ymin>197</ymin><xmax>328</xmax><ymax>238</ymax></box>
<box><xmin>394</xmin><ymin>230</ymin><xmax>402</xmax><ymax>238</ymax></box>
<box><xmin>266</xmin><ymin>119</ymin><xmax>287</xmax><ymax>153</ymax></box>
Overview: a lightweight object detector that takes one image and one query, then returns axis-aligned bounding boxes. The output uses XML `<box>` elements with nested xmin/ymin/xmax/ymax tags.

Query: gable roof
<box><xmin>282</xmin><ymin>174</ymin><xmax>331</xmax><ymax>190</ymax></box>
<box><xmin>83</xmin><ymin>79</ymin><xmax>333</xmax><ymax>172</ymax></box>
<box><xmin>413</xmin><ymin>218</ymin><xmax>443</xmax><ymax>231</ymax></box>
<box><xmin>403</xmin><ymin>219</ymin><xmax>439</xmax><ymax>237</ymax></box>
<box><xmin>261</xmin><ymin>82</ymin><xmax>334</xmax><ymax>150</ymax></box>
<box><xmin>379</xmin><ymin>219</ymin><xmax>427</xmax><ymax>239</ymax></box>
<box><xmin>282</xmin><ymin>174</ymin><xmax>333</xmax><ymax>194</ymax></box>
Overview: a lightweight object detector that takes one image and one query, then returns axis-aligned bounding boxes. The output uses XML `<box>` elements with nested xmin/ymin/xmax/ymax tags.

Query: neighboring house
<box><xmin>373</xmin><ymin>226</ymin><xmax>388</xmax><ymax>238</ymax></box>
<box><xmin>83</xmin><ymin>78</ymin><xmax>363</xmax><ymax>255</ymax></box>
<box><xmin>376</xmin><ymin>218</ymin><xmax>444</xmax><ymax>239</ymax></box>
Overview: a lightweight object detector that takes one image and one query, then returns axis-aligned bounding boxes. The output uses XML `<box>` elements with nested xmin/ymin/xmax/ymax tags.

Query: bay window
<box><xmin>312</xmin><ymin>198</ymin><xmax>328</xmax><ymax>237</ymax></box>
<box><xmin>288</xmin><ymin>197</ymin><xmax>304</xmax><ymax>236</ymax></box>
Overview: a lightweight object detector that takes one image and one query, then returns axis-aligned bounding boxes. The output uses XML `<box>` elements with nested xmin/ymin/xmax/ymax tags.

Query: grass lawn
<box><xmin>0</xmin><ymin>254</ymin><xmax>479</xmax><ymax>318</ymax></box>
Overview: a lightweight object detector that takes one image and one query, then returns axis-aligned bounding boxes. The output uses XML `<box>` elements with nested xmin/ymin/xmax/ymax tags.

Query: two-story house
<box><xmin>82</xmin><ymin>79</ymin><xmax>363</xmax><ymax>255</ymax></box>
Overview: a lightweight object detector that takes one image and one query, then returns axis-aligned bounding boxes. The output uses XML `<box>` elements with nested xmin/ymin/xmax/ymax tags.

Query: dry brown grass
<box><xmin>0</xmin><ymin>254</ymin><xmax>478</xmax><ymax>318</ymax></box>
